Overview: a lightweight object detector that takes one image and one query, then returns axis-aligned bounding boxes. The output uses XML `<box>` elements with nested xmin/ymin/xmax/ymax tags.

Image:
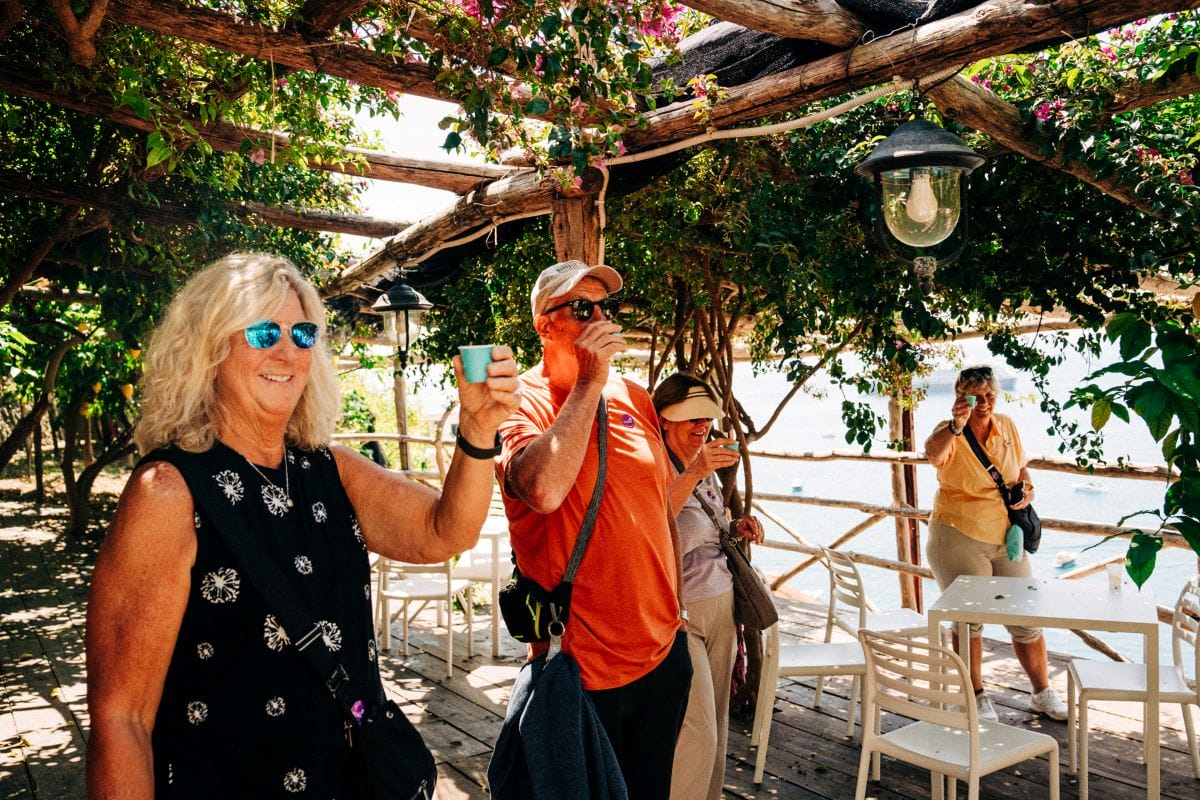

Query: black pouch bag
<box><xmin>498</xmin><ymin>568</ymin><xmax>574</xmax><ymax>643</ymax></box>
<box><xmin>355</xmin><ymin>698</ymin><xmax>436</xmax><ymax>800</ymax></box>
<box><xmin>1006</xmin><ymin>482</ymin><xmax>1042</xmax><ymax>554</ymax></box>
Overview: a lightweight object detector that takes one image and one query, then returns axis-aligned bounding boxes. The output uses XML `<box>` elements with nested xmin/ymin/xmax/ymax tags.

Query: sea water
<box><xmin>735</xmin><ymin>335</ymin><xmax>1195</xmax><ymax>674</ymax></box>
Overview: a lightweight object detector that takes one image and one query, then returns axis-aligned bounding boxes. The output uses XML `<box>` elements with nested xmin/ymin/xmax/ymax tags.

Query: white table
<box><xmin>927</xmin><ymin>574</ymin><xmax>1160</xmax><ymax>798</ymax></box>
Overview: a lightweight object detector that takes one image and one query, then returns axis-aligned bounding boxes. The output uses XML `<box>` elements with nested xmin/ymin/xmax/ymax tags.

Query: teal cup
<box><xmin>725</xmin><ymin>442</ymin><xmax>740</xmax><ymax>451</ymax></box>
<box><xmin>966</xmin><ymin>395</ymin><xmax>976</xmax><ymax>408</ymax></box>
<box><xmin>459</xmin><ymin>345</ymin><xmax>494</xmax><ymax>383</ymax></box>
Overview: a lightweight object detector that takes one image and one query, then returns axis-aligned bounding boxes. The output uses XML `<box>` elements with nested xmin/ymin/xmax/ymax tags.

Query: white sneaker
<box><xmin>1029</xmin><ymin>687</ymin><xmax>1067</xmax><ymax>720</ymax></box>
<box><xmin>976</xmin><ymin>692</ymin><xmax>999</xmax><ymax>722</ymax></box>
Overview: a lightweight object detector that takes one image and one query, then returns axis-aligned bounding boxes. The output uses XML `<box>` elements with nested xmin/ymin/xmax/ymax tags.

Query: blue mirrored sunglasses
<box><xmin>244</xmin><ymin>321</ymin><xmax>319</xmax><ymax>350</ymax></box>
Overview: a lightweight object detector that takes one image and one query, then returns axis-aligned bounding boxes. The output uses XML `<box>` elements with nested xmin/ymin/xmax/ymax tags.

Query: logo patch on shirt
<box><xmin>620</xmin><ymin>413</ymin><xmax>635</xmax><ymax>428</ymax></box>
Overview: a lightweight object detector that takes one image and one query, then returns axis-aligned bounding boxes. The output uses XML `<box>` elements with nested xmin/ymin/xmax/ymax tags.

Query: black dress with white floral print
<box><xmin>144</xmin><ymin>442</ymin><xmax>379</xmax><ymax>798</ymax></box>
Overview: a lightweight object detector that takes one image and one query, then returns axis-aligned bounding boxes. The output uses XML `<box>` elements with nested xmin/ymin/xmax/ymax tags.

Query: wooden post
<box><xmin>34</xmin><ymin>420</ymin><xmax>44</xmax><ymax>503</ymax></box>
<box><xmin>550</xmin><ymin>167</ymin><xmax>606</xmax><ymax>264</ymax></box>
<box><xmin>888</xmin><ymin>383</ymin><xmax>922</xmax><ymax>611</ymax></box>
<box><xmin>902</xmin><ymin>405</ymin><xmax>923</xmax><ymax>612</ymax></box>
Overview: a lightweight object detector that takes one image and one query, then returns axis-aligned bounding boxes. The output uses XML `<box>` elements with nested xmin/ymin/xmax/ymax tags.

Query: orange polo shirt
<box><xmin>496</xmin><ymin>365</ymin><xmax>680</xmax><ymax>691</ymax></box>
<box><xmin>929</xmin><ymin>413</ymin><xmax>1027</xmax><ymax>546</ymax></box>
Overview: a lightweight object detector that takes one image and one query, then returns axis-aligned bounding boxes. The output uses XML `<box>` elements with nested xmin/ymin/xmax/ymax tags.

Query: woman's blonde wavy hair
<box><xmin>134</xmin><ymin>252</ymin><xmax>339</xmax><ymax>454</ymax></box>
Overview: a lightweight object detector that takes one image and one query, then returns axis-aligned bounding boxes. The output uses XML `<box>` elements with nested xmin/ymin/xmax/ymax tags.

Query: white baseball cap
<box><xmin>530</xmin><ymin>260</ymin><xmax>623</xmax><ymax>317</ymax></box>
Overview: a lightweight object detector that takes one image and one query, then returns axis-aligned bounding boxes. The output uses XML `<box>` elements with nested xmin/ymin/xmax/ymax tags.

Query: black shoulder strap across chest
<box><xmin>961</xmin><ymin>425</ymin><xmax>1009</xmax><ymax>499</ymax></box>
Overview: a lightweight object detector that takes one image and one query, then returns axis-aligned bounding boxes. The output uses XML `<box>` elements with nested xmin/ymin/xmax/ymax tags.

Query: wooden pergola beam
<box><xmin>321</xmin><ymin>167</ymin><xmax>582</xmax><ymax>296</ymax></box>
<box><xmin>681</xmin><ymin>0</ymin><xmax>865</xmax><ymax>46</ymax></box>
<box><xmin>294</xmin><ymin>0</ymin><xmax>370</xmax><ymax>37</ymax></box>
<box><xmin>334</xmin><ymin>0</ymin><xmax>1198</xmax><ymax>294</ymax></box>
<box><xmin>625</xmin><ymin>0</ymin><xmax>1200</xmax><ymax>150</ymax></box>
<box><xmin>107</xmin><ymin>0</ymin><xmax>443</xmax><ymax>101</ymax></box>
<box><xmin>0</xmin><ymin>66</ymin><xmax>514</xmax><ymax>192</ymax></box>
<box><xmin>926</xmin><ymin>75</ymin><xmax>1189</xmax><ymax>226</ymax></box>
<box><xmin>0</xmin><ymin>169</ymin><xmax>412</xmax><ymax>238</ymax></box>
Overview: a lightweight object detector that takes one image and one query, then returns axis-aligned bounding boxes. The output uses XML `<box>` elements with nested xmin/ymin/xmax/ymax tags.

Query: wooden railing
<box><xmin>334</xmin><ymin>431</ymin><xmax>1192</xmax><ymax>659</ymax></box>
<box><xmin>745</xmin><ymin>447</ymin><xmax>1192</xmax><ymax>658</ymax></box>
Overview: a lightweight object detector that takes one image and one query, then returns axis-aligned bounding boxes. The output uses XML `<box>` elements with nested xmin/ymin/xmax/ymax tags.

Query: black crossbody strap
<box><xmin>961</xmin><ymin>425</ymin><xmax>1008</xmax><ymax>501</ymax></box>
<box><xmin>561</xmin><ymin>395</ymin><xmax>608</xmax><ymax>585</ymax></box>
<box><xmin>160</xmin><ymin>451</ymin><xmax>368</xmax><ymax>716</ymax></box>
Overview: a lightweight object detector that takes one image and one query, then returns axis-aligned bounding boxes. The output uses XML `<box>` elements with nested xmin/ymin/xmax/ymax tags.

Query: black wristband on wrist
<box><xmin>948</xmin><ymin>420</ymin><xmax>963</xmax><ymax>436</ymax></box>
<box><xmin>456</xmin><ymin>431</ymin><xmax>502</xmax><ymax>459</ymax></box>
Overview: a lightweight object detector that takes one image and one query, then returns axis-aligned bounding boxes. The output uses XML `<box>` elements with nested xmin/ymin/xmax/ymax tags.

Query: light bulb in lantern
<box><xmin>880</xmin><ymin>167</ymin><xmax>962</xmax><ymax>248</ymax></box>
<box><xmin>905</xmin><ymin>169</ymin><xmax>938</xmax><ymax>224</ymax></box>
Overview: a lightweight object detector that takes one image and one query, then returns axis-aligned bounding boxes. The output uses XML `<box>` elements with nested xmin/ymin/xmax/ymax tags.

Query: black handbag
<box><xmin>962</xmin><ymin>425</ymin><xmax>1042</xmax><ymax>554</ymax></box>
<box><xmin>167</xmin><ymin>452</ymin><xmax>436</xmax><ymax>800</ymax></box>
<box><xmin>498</xmin><ymin>396</ymin><xmax>608</xmax><ymax>643</ymax></box>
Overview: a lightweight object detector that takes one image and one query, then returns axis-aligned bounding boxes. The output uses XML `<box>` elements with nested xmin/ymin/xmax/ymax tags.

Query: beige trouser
<box><xmin>927</xmin><ymin>520</ymin><xmax>1042</xmax><ymax>642</ymax></box>
<box><xmin>669</xmin><ymin>590</ymin><xmax>736</xmax><ymax>800</ymax></box>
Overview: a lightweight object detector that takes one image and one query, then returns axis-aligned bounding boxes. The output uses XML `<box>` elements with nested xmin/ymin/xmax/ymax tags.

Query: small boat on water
<box><xmin>1072</xmin><ymin>481</ymin><xmax>1108</xmax><ymax>494</ymax></box>
<box><xmin>790</xmin><ymin>480</ymin><xmax>804</xmax><ymax>494</ymax></box>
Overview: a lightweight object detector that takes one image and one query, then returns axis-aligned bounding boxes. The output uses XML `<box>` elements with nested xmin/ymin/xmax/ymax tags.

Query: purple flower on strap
<box><xmin>351</xmin><ymin>700</ymin><xmax>366</xmax><ymax>725</ymax></box>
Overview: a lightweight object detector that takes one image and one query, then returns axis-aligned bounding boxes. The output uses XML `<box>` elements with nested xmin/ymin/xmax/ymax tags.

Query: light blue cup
<box><xmin>725</xmin><ymin>442</ymin><xmax>740</xmax><ymax>451</ymax></box>
<box><xmin>459</xmin><ymin>345</ymin><xmax>494</xmax><ymax>383</ymax></box>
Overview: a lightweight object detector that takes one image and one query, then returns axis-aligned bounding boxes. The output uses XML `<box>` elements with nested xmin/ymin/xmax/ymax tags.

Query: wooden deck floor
<box><xmin>2</xmin><ymin>500</ymin><xmax>1198</xmax><ymax>799</ymax></box>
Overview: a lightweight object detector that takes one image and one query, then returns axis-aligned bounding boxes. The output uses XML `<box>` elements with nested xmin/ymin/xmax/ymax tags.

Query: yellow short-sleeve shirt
<box><xmin>930</xmin><ymin>413</ymin><xmax>1027</xmax><ymax>546</ymax></box>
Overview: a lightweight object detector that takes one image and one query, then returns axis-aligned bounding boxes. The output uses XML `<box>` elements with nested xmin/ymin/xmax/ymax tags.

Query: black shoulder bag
<box><xmin>961</xmin><ymin>425</ymin><xmax>1042</xmax><ymax>554</ymax></box>
<box><xmin>498</xmin><ymin>395</ymin><xmax>608</xmax><ymax>643</ymax></box>
<box><xmin>168</xmin><ymin>453</ymin><xmax>436</xmax><ymax>800</ymax></box>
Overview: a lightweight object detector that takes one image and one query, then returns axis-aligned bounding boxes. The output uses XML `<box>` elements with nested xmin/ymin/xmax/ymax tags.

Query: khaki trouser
<box><xmin>927</xmin><ymin>519</ymin><xmax>1042</xmax><ymax>642</ymax></box>
<box><xmin>670</xmin><ymin>590</ymin><xmax>736</xmax><ymax>800</ymax></box>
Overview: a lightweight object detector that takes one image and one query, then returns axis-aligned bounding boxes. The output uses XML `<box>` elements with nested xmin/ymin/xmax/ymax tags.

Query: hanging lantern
<box><xmin>856</xmin><ymin>118</ymin><xmax>985</xmax><ymax>293</ymax></box>
<box><xmin>372</xmin><ymin>282</ymin><xmax>434</xmax><ymax>370</ymax></box>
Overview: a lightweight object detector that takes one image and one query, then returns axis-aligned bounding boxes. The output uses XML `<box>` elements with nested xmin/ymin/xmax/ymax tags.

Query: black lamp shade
<box><xmin>372</xmin><ymin>283</ymin><xmax>433</xmax><ymax>314</ymax></box>
<box><xmin>855</xmin><ymin>118</ymin><xmax>985</xmax><ymax>178</ymax></box>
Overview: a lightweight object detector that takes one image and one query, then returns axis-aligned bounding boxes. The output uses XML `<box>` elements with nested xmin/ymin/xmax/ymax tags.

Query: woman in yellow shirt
<box><xmin>924</xmin><ymin>365</ymin><xmax>1067</xmax><ymax>723</ymax></box>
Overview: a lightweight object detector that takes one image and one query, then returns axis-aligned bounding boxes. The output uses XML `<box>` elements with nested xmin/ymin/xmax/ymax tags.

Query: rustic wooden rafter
<box><xmin>625</xmin><ymin>0</ymin><xmax>1200</xmax><ymax>150</ymax></box>
<box><xmin>294</xmin><ymin>0</ymin><xmax>370</xmax><ymax>37</ymax></box>
<box><xmin>1107</xmin><ymin>69</ymin><xmax>1200</xmax><ymax>117</ymax></box>
<box><xmin>321</xmin><ymin>168</ymin><xmax>600</xmax><ymax>297</ymax></box>
<box><xmin>0</xmin><ymin>169</ymin><xmax>412</xmax><ymax>238</ymax></box>
<box><xmin>0</xmin><ymin>0</ymin><xmax>22</xmax><ymax>41</ymax></box>
<box><xmin>48</xmin><ymin>0</ymin><xmax>109</xmax><ymax>66</ymax></box>
<box><xmin>0</xmin><ymin>66</ymin><xmax>515</xmax><ymax>192</ymax></box>
<box><xmin>682</xmin><ymin>0</ymin><xmax>865</xmax><ymax>46</ymax></box>
<box><xmin>336</xmin><ymin>0</ymin><xmax>1200</xmax><ymax>292</ymax></box>
<box><xmin>927</xmin><ymin>75</ymin><xmax>1193</xmax><ymax>226</ymax></box>
<box><xmin>106</xmin><ymin>0</ymin><xmax>444</xmax><ymax>101</ymax></box>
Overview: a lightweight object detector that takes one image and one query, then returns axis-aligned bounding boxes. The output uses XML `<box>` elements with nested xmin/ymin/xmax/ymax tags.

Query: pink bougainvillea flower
<box><xmin>385</xmin><ymin>90</ymin><xmax>400</xmax><ymax>104</ymax></box>
<box><xmin>1034</xmin><ymin>103</ymin><xmax>1052</xmax><ymax>121</ymax></box>
<box><xmin>248</xmin><ymin>148</ymin><xmax>267</xmax><ymax>165</ymax></box>
<box><xmin>571</xmin><ymin>176</ymin><xmax>584</xmax><ymax>190</ymax></box>
<box><xmin>1179</xmin><ymin>170</ymin><xmax>1195</xmax><ymax>186</ymax></box>
<box><xmin>276</xmin><ymin>76</ymin><xmax>287</xmax><ymax>88</ymax></box>
<box><xmin>614</xmin><ymin>139</ymin><xmax>627</xmax><ymax>156</ymax></box>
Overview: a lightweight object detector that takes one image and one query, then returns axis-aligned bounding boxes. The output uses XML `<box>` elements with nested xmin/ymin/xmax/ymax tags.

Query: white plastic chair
<box><xmin>855</xmin><ymin>629</ymin><xmax>1060</xmax><ymax>800</ymax></box>
<box><xmin>375</xmin><ymin>558</ymin><xmax>474</xmax><ymax>678</ymax></box>
<box><xmin>751</xmin><ymin>621</ymin><xmax>866</xmax><ymax>783</ymax></box>
<box><xmin>1066</xmin><ymin>575</ymin><xmax>1200</xmax><ymax>800</ymax></box>
<box><xmin>814</xmin><ymin>548</ymin><xmax>930</xmax><ymax>714</ymax></box>
<box><xmin>450</xmin><ymin>520</ymin><xmax>509</xmax><ymax>657</ymax></box>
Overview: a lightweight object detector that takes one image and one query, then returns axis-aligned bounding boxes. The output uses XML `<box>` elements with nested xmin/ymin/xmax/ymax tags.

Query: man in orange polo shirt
<box><xmin>497</xmin><ymin>260</ymin><xmax>692</xmax><ymax>798</ymax></box>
